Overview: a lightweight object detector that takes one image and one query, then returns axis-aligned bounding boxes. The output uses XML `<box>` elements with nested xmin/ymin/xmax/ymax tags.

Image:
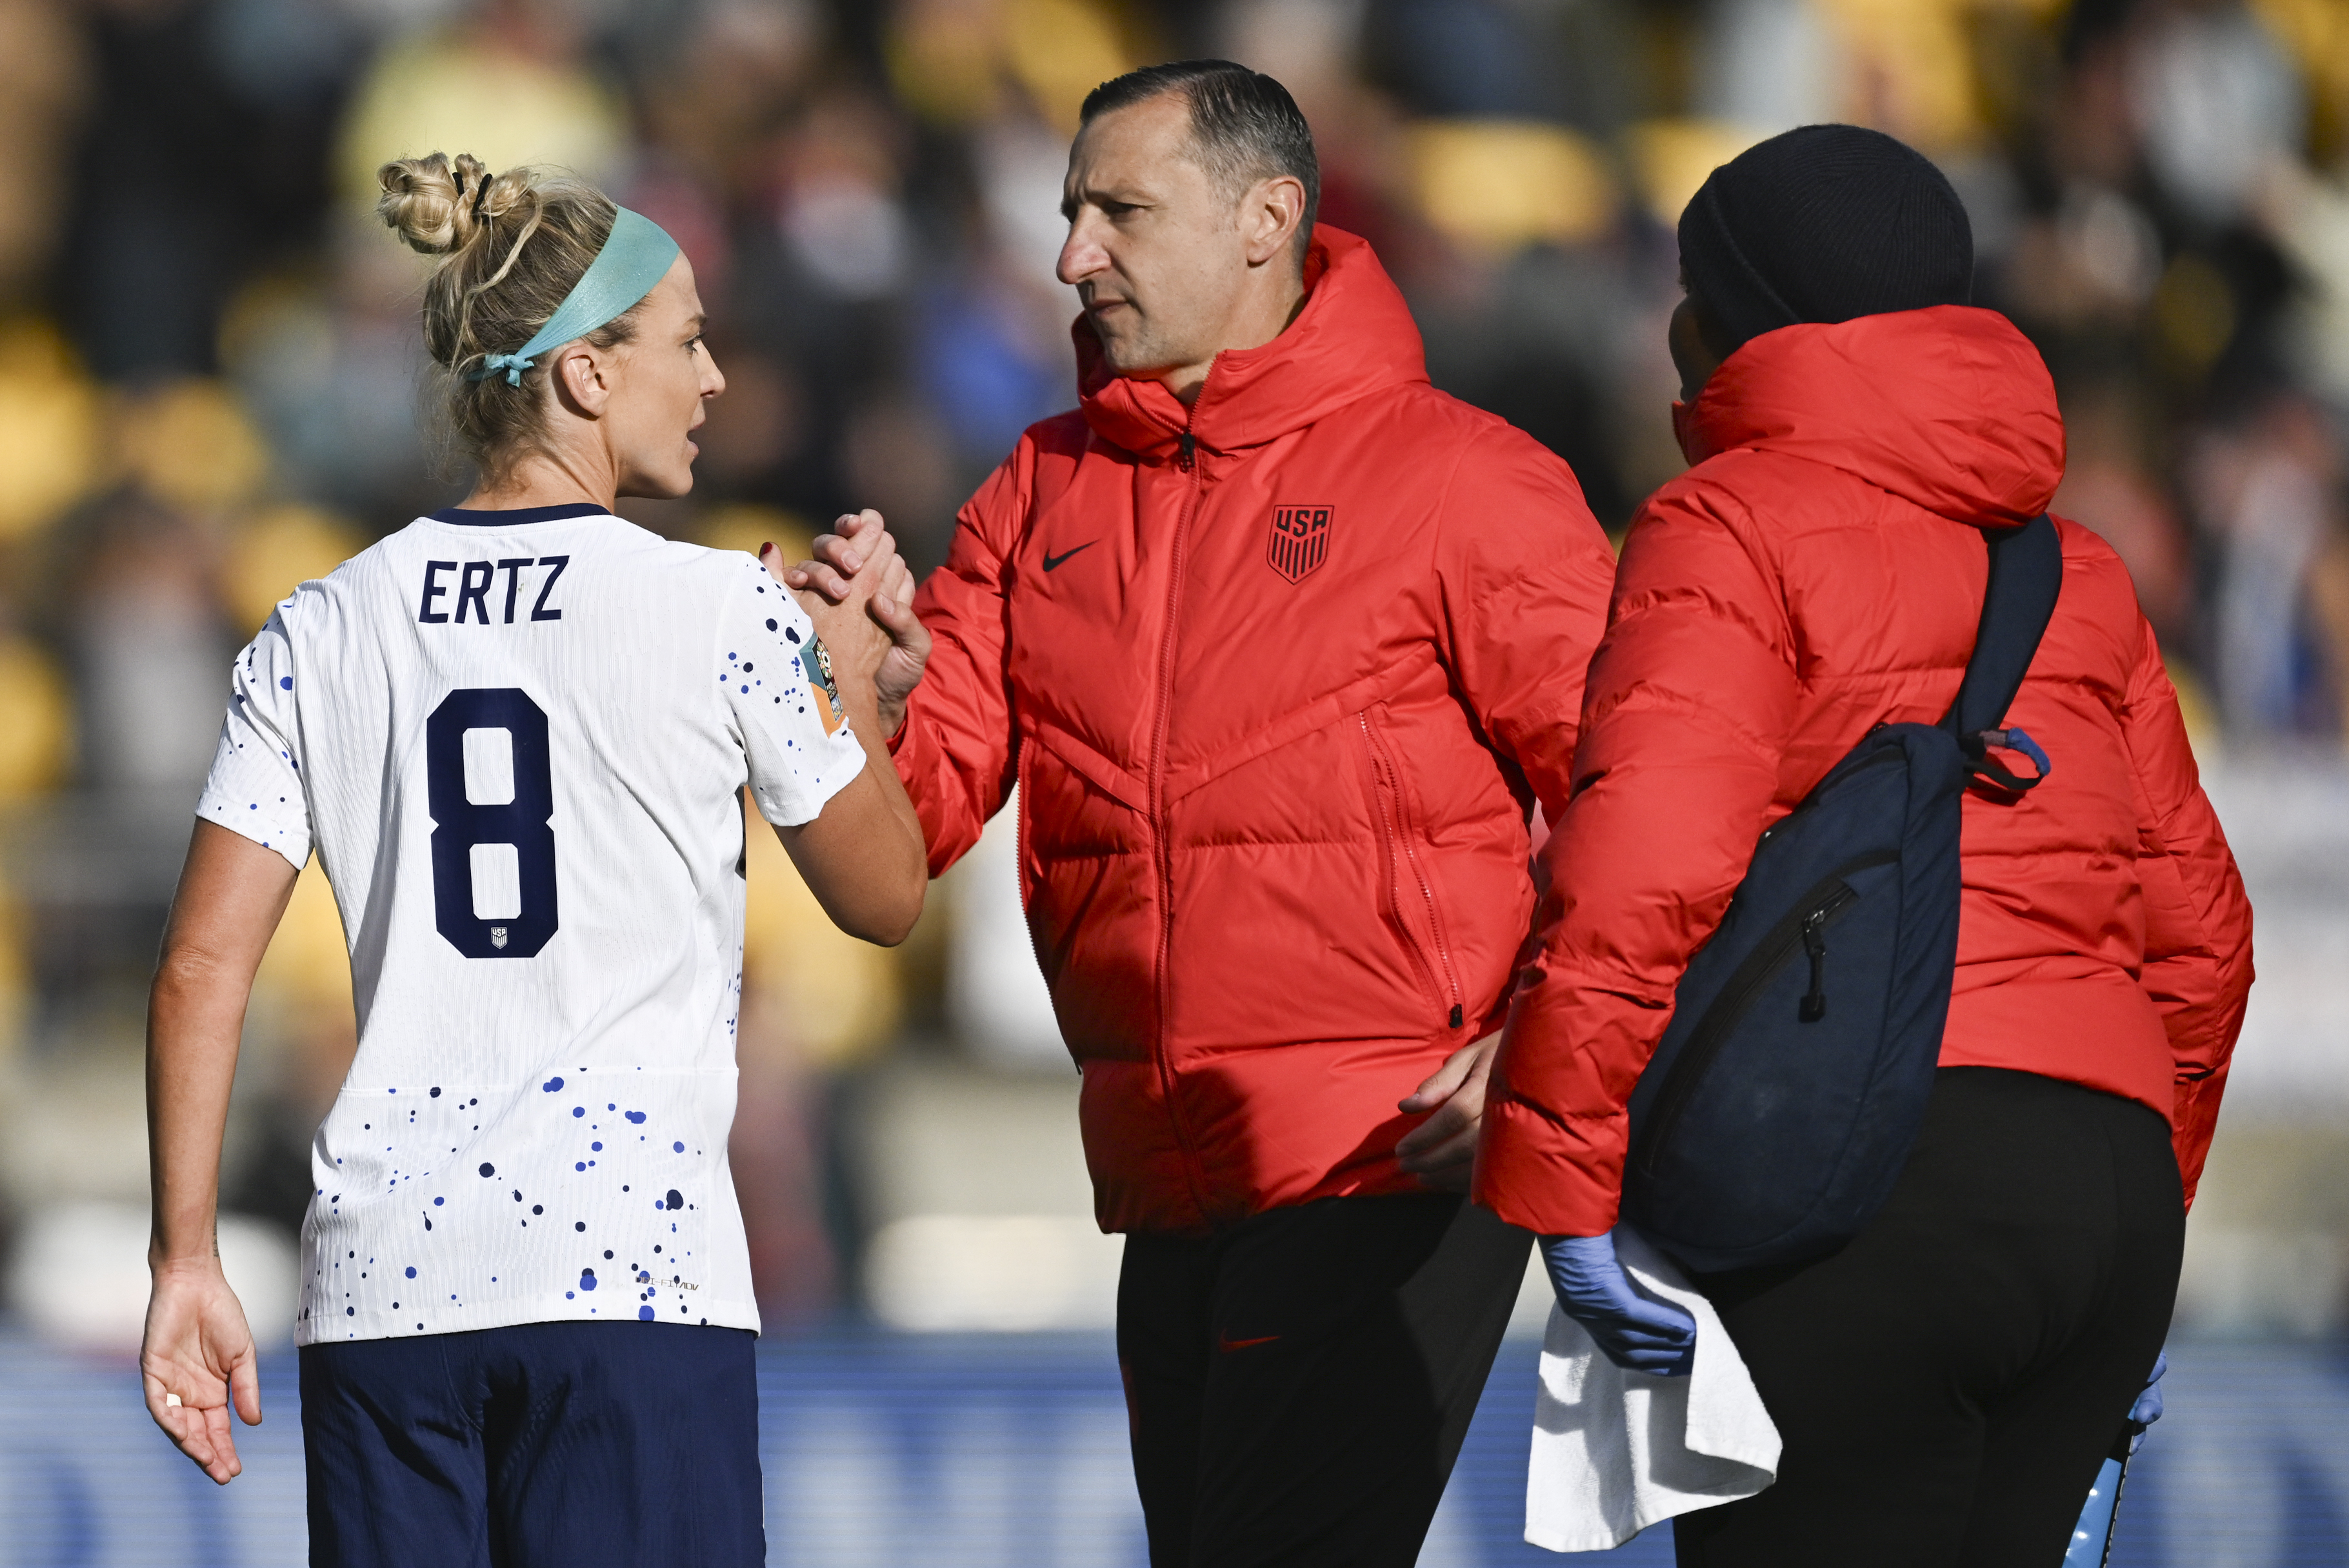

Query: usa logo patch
<box><xmin>1267</xmin><ymin>504</ymin><xmax>1332</xmax><ymax>584</ymax></box>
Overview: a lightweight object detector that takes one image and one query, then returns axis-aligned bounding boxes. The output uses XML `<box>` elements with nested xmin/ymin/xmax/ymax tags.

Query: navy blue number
<box><xmin>426</xmin><ymin>688</ymin><xmax>558</xmax><ymax>958</ymax></box>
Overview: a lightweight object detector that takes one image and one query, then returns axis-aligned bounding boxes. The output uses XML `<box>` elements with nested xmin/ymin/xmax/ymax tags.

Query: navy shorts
<box><xmin>299</xmin><ymin>1320</ymin><xmax>762</xmax><ymax>1567</ymax></box>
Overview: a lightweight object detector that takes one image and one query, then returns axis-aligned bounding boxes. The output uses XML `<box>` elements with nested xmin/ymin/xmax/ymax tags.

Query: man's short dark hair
<box><xmin>1079</xmin><ymin>61</ymin><xmax>1321</xmax><ymax>245</ymax></box>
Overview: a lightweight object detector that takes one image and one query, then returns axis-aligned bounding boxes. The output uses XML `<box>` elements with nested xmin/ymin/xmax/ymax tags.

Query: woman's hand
<box><xmin>144</xmin><ymin>820</ymin><xmax>297</xmax><ymax>1484</ymax></box>
<box><xmin>779</xmin><ymin>511</ymin><xmax>932</xmax><ymax>735</ymax></box>
<box><xmin>759</xmin><ymin>513</ymin><xmax>934</xmax><ymax>945</ymax></box>
<box><xmin>761</xmin><ymin>512</ymin><xmax>898</xmax><ymax>690</ymax></box>
<box><xmin>2127</xmin><ymin>1351</ymin><xmax>2168</xmax><ymax>1454</ymax></box>
<box><xmin>1541</xmin><ymin>1232</ymin><xmax>1698</xmax><ymax>1376</ymax></box>
<box><xmin>142</xmin><ymin>1257</ymin><xmax>262</xmax><ymax>1484</ymax></box>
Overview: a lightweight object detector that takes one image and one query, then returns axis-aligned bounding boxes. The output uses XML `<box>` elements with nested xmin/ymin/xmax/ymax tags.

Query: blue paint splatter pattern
<box><xmin>193</xmin><ymin>611</ymin><xmax>312</xmax><ymax>870</ymax></box>
<box><xmin>297</xmin><ymin>1070</ymin><xmax>730</xmax><ymax>1340</ymax></box>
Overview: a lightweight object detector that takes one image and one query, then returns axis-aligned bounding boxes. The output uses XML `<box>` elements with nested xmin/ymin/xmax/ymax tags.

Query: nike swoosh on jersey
<box><xmin>1041</xmin><ymin>541</ymin><xmax>1097</xmax><ymax>571</ymax></box>
<box><xmin>1216</xmin><ymin>1332</ymin><xmax>1281</xmax><ymax>1353</ymax></box>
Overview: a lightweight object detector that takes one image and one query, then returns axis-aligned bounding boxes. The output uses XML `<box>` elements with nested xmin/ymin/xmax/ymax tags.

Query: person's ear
<box><xmin>1241</xmin><ymin>174</ymin><xmax>1306</xmax><ymax>268</ymax></box>
<box><xmin>552</xmin><ymin>345</ymin><xmax>612</xmax><ymax>420</ymax></box>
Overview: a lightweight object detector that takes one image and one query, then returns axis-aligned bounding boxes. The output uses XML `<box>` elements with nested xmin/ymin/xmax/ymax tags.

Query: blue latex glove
<box><xmin>2067</xmin><ymin>1353</ymin><xmax>2169</xmax><ymax>1563</ymax></box>
<box><xmin>1540</xmin><ymin>1232</ymin><xmax>1698</xmax><ymax>1376</ymax></box>
<box><xmin>2126</xmin><ymin>1351</ymin><xmax>2168</xmax><ymax>1455</ymax></box>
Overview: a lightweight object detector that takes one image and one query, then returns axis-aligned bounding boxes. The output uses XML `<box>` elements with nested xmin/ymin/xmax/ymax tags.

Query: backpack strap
<box><xmin>1941</xmin><ymin>513</ymin><xmax>2063</xmax><ymax>793</ymax></box>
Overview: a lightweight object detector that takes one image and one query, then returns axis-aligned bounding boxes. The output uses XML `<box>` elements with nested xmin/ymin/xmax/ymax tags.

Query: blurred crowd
<box><xmin>0</xmin><ymin>0</ymin><xmax>2344</xmax><ymax>1326</ymax></box>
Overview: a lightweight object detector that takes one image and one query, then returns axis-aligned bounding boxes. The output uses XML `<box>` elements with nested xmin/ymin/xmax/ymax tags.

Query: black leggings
<box><xmin>1674</xmin><ymin>1067</ymin><xmax>2185</xmax><ymax>1567</ymax></box>
<box><xmin>1117</xmin><ymin>1192</ymin><xmax>1532</xmax><ymax>1567</ymax></box>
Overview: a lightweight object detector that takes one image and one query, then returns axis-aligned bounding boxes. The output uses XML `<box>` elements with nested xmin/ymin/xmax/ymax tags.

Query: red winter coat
<box><xmin>894</xmin><ymin>228</ymin><xmax>1617</xmax><ymax>1235</ymax></box>
<box><xmin>1475</xmin><ymin>305</ymin><xmax>2254</xmax><ymax>1239</ymax></box>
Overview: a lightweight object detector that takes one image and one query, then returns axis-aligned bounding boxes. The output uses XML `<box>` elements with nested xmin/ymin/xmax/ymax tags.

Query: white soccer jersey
<box><xmin>196</xmin><ymin>502</ymin><xmax>865</xmax><ymax>1345</ymax></box>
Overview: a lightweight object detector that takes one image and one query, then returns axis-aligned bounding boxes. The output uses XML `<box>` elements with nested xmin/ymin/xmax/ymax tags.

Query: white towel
<box><xmin>1524</xmin><ymin>1229</ymin><xmax>1782</xmax><ymax>1553</ymax></box>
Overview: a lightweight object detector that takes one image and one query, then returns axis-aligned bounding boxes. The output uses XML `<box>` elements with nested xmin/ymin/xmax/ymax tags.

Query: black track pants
<box><xmin>1674</xmin><ymin>1067</ymin><xmax>2186</xmax><ymax>1568</ymax></box>
<box><xmin>1117</xmin><ymin>1193</ymin><xmax>1532</xmax><ymax>1567</ymax></box>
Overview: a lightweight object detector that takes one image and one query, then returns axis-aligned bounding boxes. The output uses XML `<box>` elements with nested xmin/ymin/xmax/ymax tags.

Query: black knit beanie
<box><xmin>1677</xmin><ymin>124</ymin><xmax>1975</xmax><ymax>357</ymax></box>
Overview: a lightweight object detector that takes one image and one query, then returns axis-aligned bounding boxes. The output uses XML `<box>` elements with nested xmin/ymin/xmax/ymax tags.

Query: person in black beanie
<box><xmin>1673</xmin><ymin>123</ymin><xmax>1977</xmax><ymax>368</ymax></box>
<box><xmin>1478</xmin><ymin>122</ymin><xmax>2248</xmax><ymax>1566</ymax></box>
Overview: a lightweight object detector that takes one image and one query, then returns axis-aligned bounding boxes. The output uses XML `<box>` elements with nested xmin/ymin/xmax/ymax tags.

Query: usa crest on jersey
<box><xmin>1267</xmin><ymin>504</ymin><xmax>1332</xmax><ymax>584</ymax></box>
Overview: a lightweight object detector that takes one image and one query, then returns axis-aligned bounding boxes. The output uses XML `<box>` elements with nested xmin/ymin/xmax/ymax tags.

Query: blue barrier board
<box><xmin>1</xmin><ymin>1331</ymin><xmax>2341</xmax><ymax>1565</ymax></box>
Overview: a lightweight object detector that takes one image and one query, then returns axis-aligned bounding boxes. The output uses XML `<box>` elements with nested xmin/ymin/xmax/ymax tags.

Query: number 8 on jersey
<box><xmin>426</xmin><ymin>687</ymin><xmax>559</xmax><ymax>958</ymax></box>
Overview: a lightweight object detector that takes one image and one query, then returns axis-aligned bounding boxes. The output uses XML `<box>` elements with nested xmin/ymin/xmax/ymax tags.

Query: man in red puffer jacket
<box><xmin>792</xmin><ymin>61</ymin><xmax>1615</xmax><ymax>1566</ymax></box>
<box><xmin>1477</xmin><ymin>126</ymin><xmax>2254</xmax><ymax>1565</ymax></box>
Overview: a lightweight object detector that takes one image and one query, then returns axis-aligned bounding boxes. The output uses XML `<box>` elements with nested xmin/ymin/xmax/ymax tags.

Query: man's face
<box><xmin>1057</xmin><ymin>93</ymin><xmax>1252</xmax><ymax>379</ymax></box>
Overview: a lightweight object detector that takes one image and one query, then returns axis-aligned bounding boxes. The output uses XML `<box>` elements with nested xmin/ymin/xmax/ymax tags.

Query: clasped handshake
<box><xmin>756</xmin><ymin>510</ymin><xmax>933</xmax><ymax>738</ymax></box>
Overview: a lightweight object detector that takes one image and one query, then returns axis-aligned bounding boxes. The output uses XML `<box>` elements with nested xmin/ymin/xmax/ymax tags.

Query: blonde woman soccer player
<box><xmin>139</xmin><ymin>154</ymin><xmax>926</xmax><ymax>1563</ymax></box>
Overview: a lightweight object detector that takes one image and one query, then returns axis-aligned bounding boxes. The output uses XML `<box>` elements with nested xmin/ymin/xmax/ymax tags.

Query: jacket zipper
<box><xmin>1360</xmin><ymin>711</ymin><xmax>1465</xmax><ymax>1029</ymax></box>
<box><xmin>1012</xmin><ymin>744</ymin><xmax>1070</xmax><ymax>1073</ymax></box>
<box><xmin>1798</xmin><ymin>905</ymin><xmax>1834</xmax><ymax>1023</ymax></box>
<box><xmin>1634</xmin><ymin>857</ymin><xmax>1887</xmax><ymax>1175</ymax></box>
<box><xmin>1150</xmin><ymin>386</ymin><xmax>1212</xmax><ymax>1218</ymax></box>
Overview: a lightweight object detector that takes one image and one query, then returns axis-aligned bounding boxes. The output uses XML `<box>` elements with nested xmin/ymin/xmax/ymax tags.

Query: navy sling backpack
<box><xmin>1621</xmin><ymin>515</ymin><xmax>2063</xmax><ymax>1275</ymax></box>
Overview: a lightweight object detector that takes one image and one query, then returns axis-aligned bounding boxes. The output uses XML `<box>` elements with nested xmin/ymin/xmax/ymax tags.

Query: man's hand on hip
<box><xmin>1395</xmin><ymin>1031</ymin><xmax>1500</xmax><ymax>1192</ymax></box>
<box><xmin>777</xmin><ymin>511</ymin><xmax>932</xmax><ymax>734</ymax></box>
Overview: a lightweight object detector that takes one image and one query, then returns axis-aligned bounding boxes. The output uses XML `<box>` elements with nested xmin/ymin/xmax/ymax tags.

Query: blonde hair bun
<box><xmin>372</xmin><ymin>154</ymin><xmax>630</xmax><ymax>486</ymax></box>
<box><xmin>376</xmin><ymin>152</ymin><xmax>533</xmax><ymax>257</ymax></box>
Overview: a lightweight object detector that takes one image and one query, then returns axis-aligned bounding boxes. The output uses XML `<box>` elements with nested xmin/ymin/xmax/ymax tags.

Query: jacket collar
<box><xmin>1075</xmin><ymin>226</ymin><xmax>1429</xmax><ymax>462</ymax></box>
<box><xmin>1679</xmin><ymin>305</ymin><xmax>2066</xmax><ymax>530</ymax></box>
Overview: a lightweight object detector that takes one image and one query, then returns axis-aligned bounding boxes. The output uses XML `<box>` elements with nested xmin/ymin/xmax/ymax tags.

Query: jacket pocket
<box><xmin>1634</xmin><ymin>858</ymin><xmax>1882</xmax><ymax>1175</ymax></box>
<box><xmin>1357</xmin><ymin>708</ymin><xmax>1466</xmax><ymax>1031</ymax></box>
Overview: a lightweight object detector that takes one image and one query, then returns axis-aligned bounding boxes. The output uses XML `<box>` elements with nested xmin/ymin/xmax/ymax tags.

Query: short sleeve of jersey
<box><xmin>717</xmin><ymin>559</ymin><xmax>866</xmax><ymax>827</ymax></box>
<box><xmin>195</xmin><ymin>612</ymin><xmax>314</xmax><ymax>870</ymax></box>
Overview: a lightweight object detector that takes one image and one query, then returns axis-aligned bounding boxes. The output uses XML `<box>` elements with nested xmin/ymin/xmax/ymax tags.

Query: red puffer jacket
<box><xmin>894</xmin><ymin>228</ymin><xmax>1617</xmax><ymax>1235</ymax></box>
<box><xmin>1476</xmin><ymin>305</ymin><xmax>2254</xmax><ymax>1239</ymax></box>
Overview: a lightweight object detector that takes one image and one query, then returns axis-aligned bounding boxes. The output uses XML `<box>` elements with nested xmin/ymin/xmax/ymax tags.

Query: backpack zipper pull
<box><xmin>1177</xmin><ymin>430</ymin><xmax>1195</xmax><ymax>470</ymax></box>
<box><xmin>1799</xmin><ymin>909</ymin><xmax>1830</xmax><ymax>1022</ymax></box>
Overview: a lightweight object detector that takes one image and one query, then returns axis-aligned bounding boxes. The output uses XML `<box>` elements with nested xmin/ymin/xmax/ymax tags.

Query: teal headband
<box><xmin>470</xmin><ymin>206</ymin><xmax>681</xmax><ymax>386</ymax></box>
